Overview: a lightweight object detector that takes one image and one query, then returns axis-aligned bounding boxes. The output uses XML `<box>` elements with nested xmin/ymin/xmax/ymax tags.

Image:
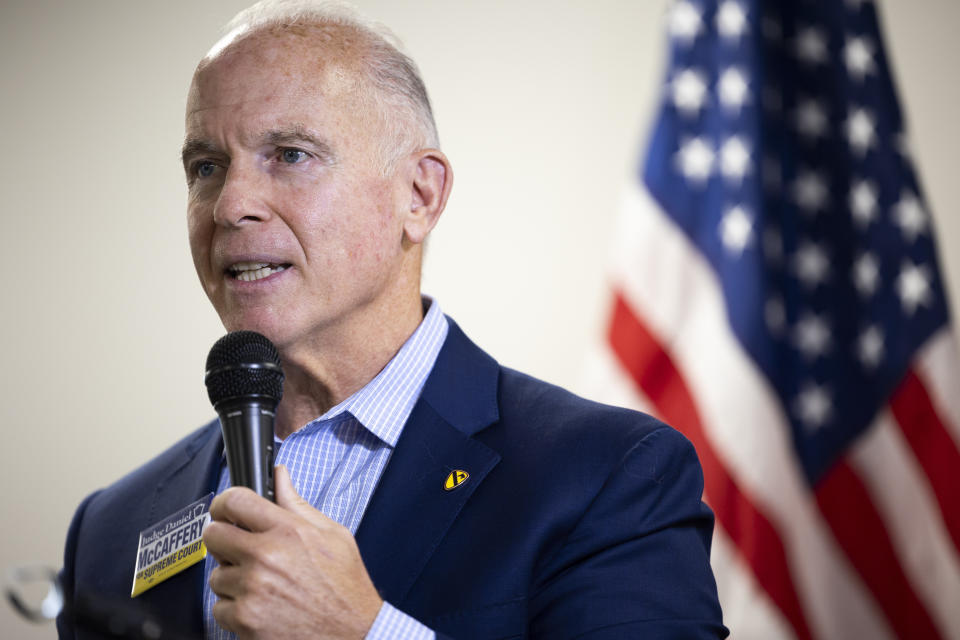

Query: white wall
<box><xmin>1</xmin><ymin>1</ymin><xmax>957</xmax><ymax>636</ymax></box>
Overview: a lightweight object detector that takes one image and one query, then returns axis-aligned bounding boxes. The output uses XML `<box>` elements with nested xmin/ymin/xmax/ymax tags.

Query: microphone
<box><xmin>204</xmin><ymin>331</ymin><xmax>284</xmax><ymax>502</ymax></box>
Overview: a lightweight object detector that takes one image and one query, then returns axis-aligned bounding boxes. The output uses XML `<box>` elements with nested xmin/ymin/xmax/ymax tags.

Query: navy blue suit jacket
<box><xmin>59</xmin><ymin>320</ymin><xmax>727</xmax><ymax>639</ymax></box>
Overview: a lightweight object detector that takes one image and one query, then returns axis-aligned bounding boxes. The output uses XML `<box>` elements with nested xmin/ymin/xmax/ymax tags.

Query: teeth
<box><xmin>230</xmin><ymin>262</ymin><xmax>287</xmax><ymax>282</ymax></box>
<box><xmin>231</xmin><ymin>261</ymin><xmax>270</xmax><ymax>272</ymax></box>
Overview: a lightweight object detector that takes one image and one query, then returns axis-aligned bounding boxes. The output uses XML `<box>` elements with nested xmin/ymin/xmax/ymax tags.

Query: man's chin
<box><xmin>219</xmin><ymin>314</ymin><xmax>290</xmax><ymax>347</ymax></box>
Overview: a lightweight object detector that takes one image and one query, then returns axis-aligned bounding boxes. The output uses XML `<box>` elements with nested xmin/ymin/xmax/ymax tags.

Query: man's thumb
<box><xmin>274</xmin><ymin>464</ymin><xmax>310</xmax><ymax>512</ymax></box>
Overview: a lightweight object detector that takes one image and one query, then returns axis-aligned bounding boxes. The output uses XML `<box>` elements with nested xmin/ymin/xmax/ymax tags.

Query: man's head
<box><xmin>204</xmin><ymin>0</ymin><xmax>440</xmax><ymax>174</ymax></box>
<box><xmin>183</xmin><ymin>0</ymin><xmax>452</xmax><ymax>354</ymax></box>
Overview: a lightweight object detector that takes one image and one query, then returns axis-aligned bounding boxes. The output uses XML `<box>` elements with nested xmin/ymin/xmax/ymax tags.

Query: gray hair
<box><xmin>206</xmin><ymin>0</ymin><xmax>440</xmax><ymax>173</ymax></box>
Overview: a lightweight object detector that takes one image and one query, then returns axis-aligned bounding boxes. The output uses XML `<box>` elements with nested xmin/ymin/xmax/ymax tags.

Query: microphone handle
<box><xmin>217</xmin><ymin>399</ymin><xmax>277</xmax><ymax>502</ymax></box>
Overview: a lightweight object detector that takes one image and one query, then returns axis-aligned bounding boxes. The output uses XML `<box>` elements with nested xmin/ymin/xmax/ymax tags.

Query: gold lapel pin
<box><xmin>443</xmin><ymin>469</ymin><xmax>470</xmax><ymax>491</ymax></box>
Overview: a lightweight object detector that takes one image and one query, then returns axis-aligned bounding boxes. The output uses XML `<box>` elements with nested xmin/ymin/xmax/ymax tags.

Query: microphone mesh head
<box><xmin>205</xmin><ymin>331</ymin><xmax>284</xmax><ymax>407</ymax></box>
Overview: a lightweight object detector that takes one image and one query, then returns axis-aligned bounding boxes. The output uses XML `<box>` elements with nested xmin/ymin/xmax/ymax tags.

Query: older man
<box><xmin>59</xmin><ymin>2</ymin><xmax>726</xmax><ymax>639</ymax></box>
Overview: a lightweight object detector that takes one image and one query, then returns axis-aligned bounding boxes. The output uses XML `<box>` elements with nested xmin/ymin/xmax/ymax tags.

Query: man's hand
<box><xmin>203</xmin><ymin>465</ymin><xmax>384</xmax><ymax>639</ymax></box>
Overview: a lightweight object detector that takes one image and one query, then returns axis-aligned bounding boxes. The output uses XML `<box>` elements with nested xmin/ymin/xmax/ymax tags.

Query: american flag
<box><xmin>586</xmin><ymin>0</ymin><xmax>960</xmax><ymax>637</ymax></box>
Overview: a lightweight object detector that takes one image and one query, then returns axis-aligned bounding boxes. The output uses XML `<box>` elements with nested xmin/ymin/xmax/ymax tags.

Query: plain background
<box><xmin>1</xmin><ymin>1</ymin><xmax>957</xmax><ymax>636</ymax></box>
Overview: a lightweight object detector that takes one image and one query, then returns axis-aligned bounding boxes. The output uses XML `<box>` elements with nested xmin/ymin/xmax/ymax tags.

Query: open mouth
<box><xmin>227</xmin><ymin>261</ymin><xmax>290</xmax><ymax>282</ymax></box>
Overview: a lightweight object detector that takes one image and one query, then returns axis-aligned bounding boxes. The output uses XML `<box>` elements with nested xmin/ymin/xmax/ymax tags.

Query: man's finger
<box><xmin>274</xmin><ymin>464</ymin><xmax>337</xmax><ymax>530</ymax></box>
<box><xmin>273</xmin><ymin>464</ymin><xmax>305</xmax><ymax>510</ymax></box>
<box><xmin>211</xmin><ymin>598</ymin><xmax>241</xmax><ymax>635</ymax></box>
<box><xmin>207</xmin><ymin>563</ymin><xmax>242</xmax><ymax>600</ymax></box>
<box><xmin>209</xmin><ymin>485</ymin><xmax>287</xmax><ymax>532</ymax></box>
<box><xmin>203</xmin><ymin>519</ymin><xmax>257</xmax><ymax>566</ymax></box>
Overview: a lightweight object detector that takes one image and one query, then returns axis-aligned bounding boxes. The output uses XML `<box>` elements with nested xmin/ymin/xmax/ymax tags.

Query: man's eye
<box><xmin>280</xmin><ymin>149</ymin><xmax>307</xmax><ymax>164</ymax></box>
<box><xmin>195</xmin><ymin>162</ymin><xmax>217</xmax><ymax>178</ymax></box>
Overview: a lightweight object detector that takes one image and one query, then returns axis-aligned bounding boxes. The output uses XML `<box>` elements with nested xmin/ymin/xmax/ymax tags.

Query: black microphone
<box><xmin>204</xmin><ymin>331</ymin><xmax>284</xmax><ymax>502</ymax></box>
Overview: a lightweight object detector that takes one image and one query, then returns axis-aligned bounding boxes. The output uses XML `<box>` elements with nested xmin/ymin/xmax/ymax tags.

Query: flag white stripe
<box><xmin>850</xmin><ymin>410</ymin><xmax>960</xmax><ymax>639</ymax></box>
<box><xmin>915</xmin><ymin>330</ymin><xmax>960</xmax><ymax>447</ymax></box>
<box><xmin>611</xmin><ymin>182</ymin><xmax>894</xmax><ymax>640</ymax></box>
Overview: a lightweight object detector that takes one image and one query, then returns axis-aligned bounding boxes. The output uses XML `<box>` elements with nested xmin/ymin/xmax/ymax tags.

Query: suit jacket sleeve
<box><xmin>526</xmin><ymin>426</ymin><xmax>726</xmax><ymax>639</ymax></box>
<box><xmin>57</xmin><ymin>490</ymin><xmax>99</xmax><ymax>640</ymax></box>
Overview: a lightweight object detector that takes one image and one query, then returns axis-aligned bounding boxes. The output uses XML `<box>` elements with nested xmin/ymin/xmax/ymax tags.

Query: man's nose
<box><xmin>212</xmin><ymin>164</ymin><xmax>273</xmax><ymax>227</ymax></box>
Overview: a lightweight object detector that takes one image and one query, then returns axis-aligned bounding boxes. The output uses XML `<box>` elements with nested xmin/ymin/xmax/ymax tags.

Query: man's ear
<box><xmin>403</xmin><ymin>149</ymin><xmax>453</xmax><ymax>245</ymax></box>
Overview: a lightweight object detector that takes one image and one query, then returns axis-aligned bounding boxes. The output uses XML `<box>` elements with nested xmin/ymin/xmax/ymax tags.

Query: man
<box><xmin>59</xmin><ymin>2</ymin><xmax>727</xmax><ymax>638</ymax></box>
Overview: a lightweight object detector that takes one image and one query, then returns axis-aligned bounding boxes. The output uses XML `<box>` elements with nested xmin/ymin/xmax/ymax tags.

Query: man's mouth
<box><xmin>227</xmin><ymin>261</ymin><xmax>290</xmax><ymax>282</ymax></box>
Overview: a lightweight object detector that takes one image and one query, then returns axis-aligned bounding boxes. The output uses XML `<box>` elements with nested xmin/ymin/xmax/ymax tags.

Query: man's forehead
<box><xmin>182</xmin><ymin>98</ymin><xmax>339</xmax><ymax>152</ymax></box>
<box><xmin>187</xmin><ymin>27</ymin><xmax>364</xmax><ymax>113</ymax></box>
<box><xmin>197</xmin><ymin>23</ymin><xmax>364</xmax><ymax>84</ymax></box>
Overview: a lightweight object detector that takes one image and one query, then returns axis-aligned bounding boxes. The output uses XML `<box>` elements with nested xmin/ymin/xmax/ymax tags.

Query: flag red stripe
<box><xmin>815</xmin><ymin>462</ymin><xmax>942</xmax><ymax>639</ymax></box>
<box><xmin>607</xmin><ymin>292</ymin><xmax>813</xmax><ymax>640</ymax></box>
<box><xmin>889</xmin><ymin>369</ymin><xmax>960</xmax><ymax>553</ymax></box>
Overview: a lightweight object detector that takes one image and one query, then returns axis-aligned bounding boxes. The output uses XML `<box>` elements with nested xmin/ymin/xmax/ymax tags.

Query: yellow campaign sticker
<box><xmin>131</xmin><ymin>493</ymin><xmax>213</xmax><ymax>597</ymax></box>
<box><xmin>443</xmin><ymin>469</ymin><xmax>470</xmax><ymax>491</ymax></box>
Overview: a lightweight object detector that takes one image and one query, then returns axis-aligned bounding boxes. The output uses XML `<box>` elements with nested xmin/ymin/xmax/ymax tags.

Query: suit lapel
<box><xmin>355</xmin><ymin>319</ymin><xmax>502</xmax><ymax>604</ymax></box>
<box><xmin>135</xmin><ymin>422</ymin><xmax>223</xmax><ymax>635</ymax></box>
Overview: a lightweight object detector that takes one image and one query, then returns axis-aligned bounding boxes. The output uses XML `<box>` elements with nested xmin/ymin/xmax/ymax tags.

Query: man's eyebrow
<box><xmin>265</xmin><ymin>126</ymin><xmax>336</xmax><ymax>163</ymax></box>
<box><xmin>179</xmin><ymin>127</ymin><xmax>337</xmax><ymax>166</ymax></box>
<box><xmin>180</xmin><ymin>138</ymin><xmax>219</xmax><ymax>166</ymax></box>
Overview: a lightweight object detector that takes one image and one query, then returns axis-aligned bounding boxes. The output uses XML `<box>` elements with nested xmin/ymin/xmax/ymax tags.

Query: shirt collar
<box><xmin>300</xmin><ymin>296</ymin><xmax>449</xmax><ymax>447</ymax></box>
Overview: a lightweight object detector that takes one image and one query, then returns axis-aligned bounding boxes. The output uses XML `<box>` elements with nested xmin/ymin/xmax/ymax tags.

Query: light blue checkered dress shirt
<box><xmin>203</xmin><ymin>299</ymin><xmax>447</xmax><ymax>640</ymax></box>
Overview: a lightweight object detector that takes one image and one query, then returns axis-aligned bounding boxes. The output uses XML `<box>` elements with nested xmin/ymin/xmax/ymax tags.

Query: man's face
<box><xmin>184</xmin><ymin>30</ymin><xmax>412</xmax><ymax>351</ymax></box>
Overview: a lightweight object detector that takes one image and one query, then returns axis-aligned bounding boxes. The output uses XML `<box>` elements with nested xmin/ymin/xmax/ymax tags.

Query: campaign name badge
<box><xmin>131</xmin><ymin>493</ymin><xmax>213</xmax><ymax>597</ymax></box>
